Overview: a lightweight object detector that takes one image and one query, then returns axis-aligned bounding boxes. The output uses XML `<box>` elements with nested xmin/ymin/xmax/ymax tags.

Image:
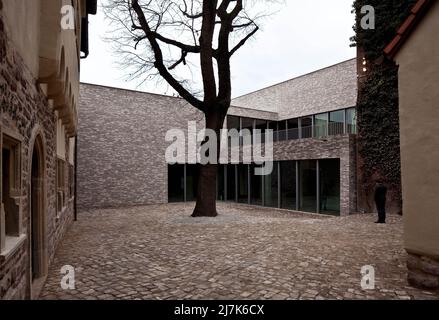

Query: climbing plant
<box><xmin>351</xmin><ymin>0</ymin><xmax>417</xmax><ymax>213</ymax></box>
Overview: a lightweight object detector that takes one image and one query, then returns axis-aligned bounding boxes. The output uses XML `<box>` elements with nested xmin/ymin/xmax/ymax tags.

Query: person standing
<box><xmin>374</xmin><ymin>180</ymin><xmax>388</xmax><ymax>224</ymax></box>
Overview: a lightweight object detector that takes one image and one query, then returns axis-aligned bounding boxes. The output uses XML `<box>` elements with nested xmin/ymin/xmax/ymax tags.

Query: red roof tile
<box><xmin>384</xmin><ymin>0</ymin><xmax>435</xmax><ymax>58</ymax></box>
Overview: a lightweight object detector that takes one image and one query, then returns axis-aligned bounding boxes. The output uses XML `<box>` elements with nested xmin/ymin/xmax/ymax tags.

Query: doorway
<box><xmin>30</xmin><ymin>135</ymin><xmax>46</xmax><ymax>294</ymax></box>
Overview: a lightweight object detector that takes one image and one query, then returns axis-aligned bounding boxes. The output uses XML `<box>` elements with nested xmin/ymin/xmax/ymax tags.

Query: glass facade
<box><xmin>314</xmin><ymin>113</ymin><xmax>328</xmax><ymax>138</ymax></box>
<box><xmin>299</xmin><ymin>160</ymin><xmax>317</xmax><ymax>213</ymax></box>
<box><xmin>237</xmin><ymin>164</ymin><xmax>249</xmax><ymax>203</ymax></box>
<box><xmin>300</xmin><ymin>116</ymin><xmax>313</xmax><ymax>139</ymax></box>
<box><xmin>168</xmin><ymin>164</ymin><xmax>184</xmax><ymax>202</ymax></box>
<box><xmin>168</xmin><ymin>159</ymin><xmax>341</xmax><ymax>216</ymax></box>
<box><xmin>264</xmin><ymin>162</ymin><xmax>278</xmax><ymax>208</ymax></box>
<box><xmin>241</xmin><ymin>118</ymin><xmax>253</xmax><ymax>145</ymax></box>
<box><xmin>226</xmin><ymin>165</ymin><xmax>236</xmax><ymax>202</ymax></box>
<box><xmin>346</xmin><ymin>108</ymin><xmax>357</xmax><ymax>134</ymax></box>
<box><xmin>280</xmin><ymin>161</ymin><xmax>296</xmax><ymax>210</ymax></box>
<box><xmin>319</xmin><ymin>159</ymin><xmax>340</xmax><ymax>215</ymax></box>
<box><xmin>217</xmin><ymin>164</ymin><xmax>225</xmax><ymax>201</ymax></box>
<box><xmin>186</xmin><ymin>164</ymin><xmax>199</xmax><ymax>201</ymax></box>
<box><xmin>329</xmin><ymin>110</ymin><xmax>345</xmax><ymax>136</ymax></box>
<box><xmin>226</xmin><ymin>107</ymin><xmax>356</xmax><ymax>144</ymax></box>
<box><xmin>254</xmin><ymin>119</ymin><xmax>267</xmax><ymax>144</ymax></box>
<box><xmin>250</xmin><ymin>164</ymin><xmax>263</xmax><ymax>206</ymax></box>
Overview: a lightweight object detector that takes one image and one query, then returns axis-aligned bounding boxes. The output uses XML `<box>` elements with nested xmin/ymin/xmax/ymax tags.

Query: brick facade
<box><xmin>0</xmin><ymin>9</ymin><xmax>74</xmax><ymax>299</ymax></box>
<box><xmin>78</xmin><ymin>83</ymin><xmax>357</xmax><ymax>216</ymax></box>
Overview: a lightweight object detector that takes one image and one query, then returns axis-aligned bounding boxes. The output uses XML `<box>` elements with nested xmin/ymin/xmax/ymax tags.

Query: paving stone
<box><xmin>39</xmin><ymin>203</ymin><xmax>439</xmax><ymax>300</ymax></box>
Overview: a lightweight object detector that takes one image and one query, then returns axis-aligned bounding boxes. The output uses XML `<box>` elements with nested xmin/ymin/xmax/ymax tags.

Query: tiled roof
<box><xmin>384</xmin><ymin>0</ymin><xmax>435</xmax><ymax>58</ymax></box>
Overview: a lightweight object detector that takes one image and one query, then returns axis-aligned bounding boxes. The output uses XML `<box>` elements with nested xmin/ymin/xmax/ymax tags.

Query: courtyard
<box><xmin>40</xmin><ymin>203</ymin><xmax>438</xmax><ymax>300</ymax></box>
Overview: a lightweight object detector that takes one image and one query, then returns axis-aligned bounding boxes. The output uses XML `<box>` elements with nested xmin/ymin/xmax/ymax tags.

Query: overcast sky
<box><xmin>80</xmin><ymin>0</ymin><xmax>356</xmax><ymax>98</ymax></box>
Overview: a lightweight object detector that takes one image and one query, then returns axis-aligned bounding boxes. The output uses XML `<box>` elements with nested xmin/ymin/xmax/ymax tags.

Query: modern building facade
<box><xmin>385</xmin><ymin>0</ymin><xmax>439</xmax><ymax>289</ymax></box>
<box><xmin>78</xmin><ymin>58</ymin><xmax>358</xmax><ymax>216</ymax></box>
<box><xmin>0</xmin><ymin>0</ymin><xmax>96</xmax><ymax>299</ymax></box>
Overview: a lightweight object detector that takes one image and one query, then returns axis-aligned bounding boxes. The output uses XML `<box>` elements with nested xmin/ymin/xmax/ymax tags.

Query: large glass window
<box><xmin>227</xmin><ymin>115</ymin><xmax>240</xmax><ymax>131</ymax></box>
<box><xmin>278</xmin><ymin>121</ymin><xmax>287</xmax><ymax>141</ymax></box>
<box><xmin>168</xmin><ymin>164</ymin><xmax>185</xmax><ymax>202</ymax></box>
<box><xmin>299</xmin><ymin>160</ymin><xmax>317</xmax><ymax>213</ymax></box>
<box><xmin>226</xmin><ymin>165</ymin><xmax>236</xmax><ymax>202</ymax></box>
<box><xmin>241</xmin><ymin>118</ymin><xmax>253</xmax><ymax>146</ymax></box>
<box><xmin>329</xmin><ymin>110</ymin><xmax>345</xmax><ymax>136</ymax></box>
<box><xmin>300</xmin><ymin>116</ymin><xmax>313</xmax><ymax>139</ymax></box>
<box><xmin>264</xmin><ymin>162</ymin><xmax>278</xmax><ymax>208</ymax></box>
<box><xmin>250</xmin><ymin>164</ymin><xmax>263</xmax><ymax>206</ymax></box>
<box><xmin>254</xmin><ymin>119</ymin><xmax>267</xmax><ymax>144</ymax></box>
<box><xmin>267</xmin><ymin>121</ymin><xmax>278</xmax><ymax>142</ymax></box>
<box><xmin>237</xmin><ymin>164</ymin><xmax>249</xmax><ymax>203</ymax></box>
<box><xmin>186</xmin><ymin>164</ymin><xmax>199</xmax><ymax>202</ymax></box>
<box><xmin>314</xmin><ymin>113</ymin><xmax>328</xmax><ymax>138</ymax></box>
<box><xmin>217</xmin><ymin>165</ymin><xmax>225</xmax><ymax>201</ymax></box>
<box><xmin>319</xmin><ymin>159</ymin><xmax>340</xmax><ymax>216</ymax></box>
<box><xmin>280</xmin><ymin>161</ymin><xmax>296</xmax><ymax>210</ymax></box>
<box><xmin>346</xmin><ymin>108</ymin><xmax>357</xmax><ymax>134</ymax></box>
<box><xmin>287</xmin><ymin>118</ymin><xmax>299</xmax><ymax>140</ymax></box>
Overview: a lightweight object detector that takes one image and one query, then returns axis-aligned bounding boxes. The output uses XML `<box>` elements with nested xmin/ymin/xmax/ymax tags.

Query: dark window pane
<box><xmin>264</xmin><ymin>162</ymin><xmax>278</xmax><ymax>208</ymax></box>
<box><xmin>217</xmin><ymin>165</ymin><xmax>225</xmax><ymax>201</ymax></box>
<box><xmin>278</xmin><ymin>121</ymin><xmax>287</xmax><ymax>141</ymax></box>
<box><xmin>319</xmin><ymin>159</ymin><xmax>340</xmax><ymax>216</ymax></box>
<box><xmin>267</xmin><ymin>121</ymin><xmax>278</xmax><ymax>142</ymax></box>
<box><xmin>287</xmin><ymin>118</ymin><xmax>299</xmax><ymax>140</ymax></box>
<box><xmin>168</xmin><ymin>164</ymin><xmax>184</xmax><ymax>202</ymax></box>
<box><xmin>280</xmin><ymin>161</ymin><xmax>296</xmax><ymax>210</ymax></box>
<box><xmin>299</xmin><ymin>160</ymin><xmax>317</xmax><ymax>213</ymax></box>
<box><xmin>237</xmin><ymin>164</ymin><xmax>249</xmax><ymax>203</ymax></box>
<box><xmin>186</xmin><ymin>164</ymin><xmax>199</xmax><ymax>201</ymax></box>
<box><xmin>250</xmin><ymin>164</ymin><xmax>263</xmax><ymax>206</ymax></box>
<box><xmin>226</xmin><ymin>165</ymin><xmax>236</xmax><ymax>202</ymax></box>
<box><xmin>227</xmin><ymin>115</ymin><xmax>240</xmax><ymax>131</ymax></box>
<box><xmin>300</xmin><ymin>116</ymin><xmax>313</xmax><ymax>138</ymax></box>
<box><xmin>329</xmin><ymin>110</ymin><xmax>345</xmax><ymax>135</ymax></box>
<box><xmin>241</xmin><ymin>118</ymin><xmax>253</xmax><ymax>146</ymax></box>
<box><xmin>255</xmin><ymin>119</ymin><xmax>267</xmax><ymax>144</ymax></box>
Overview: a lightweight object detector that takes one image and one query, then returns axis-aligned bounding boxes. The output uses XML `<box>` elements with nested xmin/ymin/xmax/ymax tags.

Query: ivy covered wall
<box><xmin>351</xmin><ymin>0</ymin><xmax>417</xmax><ymax>214</ymax></box>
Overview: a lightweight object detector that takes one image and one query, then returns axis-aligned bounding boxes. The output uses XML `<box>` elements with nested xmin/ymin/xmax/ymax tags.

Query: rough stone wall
<box><xmin>0</xmin><ymin>8</ymin><xmax>74</xmax><ymax>299</ymax></box>
<box><xmin>77</xmin><ymin>84</ymin><xmax>203</xmax><ymax>210</ymax></box>
<box><xmin>232</xmin><ymin>59</ymin><xmax>358</xmax><ymax>119</ymax></box>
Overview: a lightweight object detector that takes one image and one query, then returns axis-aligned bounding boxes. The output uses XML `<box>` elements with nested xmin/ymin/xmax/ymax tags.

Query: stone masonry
<box><xmin>79</xmin><ymin>83</ymin><xmax>357</xmax><ymax>215</ymax></box>
<box><xmin>0</xmin><ymin>6</ymin><xmax>74</xmax><ymax>299</ymax></box>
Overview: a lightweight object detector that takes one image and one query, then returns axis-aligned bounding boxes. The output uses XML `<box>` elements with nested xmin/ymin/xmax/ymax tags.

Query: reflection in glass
<box><xmin>287</xmin><ymin>118</ymin><xmax>299</xmax><ymax>140</ymax></box>
<box><xmin>227</xmin><ymin>165</ymin><xmax>236</xmax><ymax>202</ymax></box>
<box><xmin>237</xmin><ymin>164</ymin><xmax>249</xmax><ymax>203</ymax></box>
<box><xmin>250</xmin><ymin>164</ymin><xmax>263</xmax><ymax>206</ymax></box>
<box><xmin>217</xmin><ymin>165</ymin><xmax>225</xmax><ymax>201</ymax></box>
<box><xmin>264</xmin><ymin>162</ymin><xmax>278</xmax><ymax>208</ymax></box>
<box><xmin>299</xmin><ymin>160</ymin><xmax>317</xmax><ymax>213</ymax></box>
<box><xmin>186</xmin><ymin>164</ymin><xmax>199</xmax><ymax>201</ymax></box>
<box><xmin>300</xmin><ymin>116</ymin><xmax>313</xmax><ymax>138</ymax></box>
<box><xmin>319</xmin><ymin>159</ymin><xmax>340</xmax><ymax>215</ymax></box>
<box><xmin>314</xmin><ymin>113</ymin><xmax>328</xmax><ymax>138</ymax></box>
<box><xmin>280</xmin><ymin>161</ymin><xmax>296</xmax><ymax>210</ymax></box>
<box><xmin>346</xmin><ymin>108</ymin><xmax>357</xmax><ymax>134</ymax></box>
<box><xmin>329</xmin><ymin>110</ymin><xmax>345</xmax><ymax>135</ymax></box>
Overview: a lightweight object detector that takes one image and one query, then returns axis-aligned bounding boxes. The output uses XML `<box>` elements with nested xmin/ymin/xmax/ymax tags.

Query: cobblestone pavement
<box><xmin>40</xmin><ymin>203</ymin><xmax>439</xmax><ymax>300</ymax></box>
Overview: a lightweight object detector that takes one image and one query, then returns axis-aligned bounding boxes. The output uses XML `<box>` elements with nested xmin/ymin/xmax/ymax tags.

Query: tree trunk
<box><xmin>192</xmin><ymin>110</ymin><xmax>225</xmax><ymax>217</ymax></box>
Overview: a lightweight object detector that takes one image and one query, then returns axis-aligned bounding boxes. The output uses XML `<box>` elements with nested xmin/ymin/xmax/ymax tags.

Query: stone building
<box><xmin>385</xmin><ymin>0</ymin><xmax>439</xmax><ymax>289</ymax></box>
<box><xmin>78</xmin><ymin>58</ymin><xmax>358</xmax><ymax>217</ymax></box>
<box><xmin>0</xmin><ymin>0</ymin><xmax>96</xmax><ymax>299</ymax></box>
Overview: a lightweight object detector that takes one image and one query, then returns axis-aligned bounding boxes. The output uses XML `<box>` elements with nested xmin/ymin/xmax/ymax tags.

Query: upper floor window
<box><xmin>346</xmin><ymin>108</ymin><xmax>357</xmax><ymax>134</ymax></box>
<box><xmin>329</xmin><ymin>110</ymin><xmax>345</xmax><ymax>136</ymax></box>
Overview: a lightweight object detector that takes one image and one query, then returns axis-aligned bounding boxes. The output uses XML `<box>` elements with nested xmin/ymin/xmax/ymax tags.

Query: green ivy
<box><xmin>351</xmin><ymin>0</ymin><xmax>416</xmax><ymax>209</ymax></box>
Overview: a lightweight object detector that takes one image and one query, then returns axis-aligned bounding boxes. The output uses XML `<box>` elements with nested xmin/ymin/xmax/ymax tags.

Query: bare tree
<box><xmin>104</xmin><ymin>0</ymin><xmax>274</xmax><ymax>217</ymax></box>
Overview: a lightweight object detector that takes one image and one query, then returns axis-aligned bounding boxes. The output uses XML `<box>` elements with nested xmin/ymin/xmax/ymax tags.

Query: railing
<box><xmin>243</xmin><ymin>123</ymin><xmax>356</xmax><ymax>145</ymax></box>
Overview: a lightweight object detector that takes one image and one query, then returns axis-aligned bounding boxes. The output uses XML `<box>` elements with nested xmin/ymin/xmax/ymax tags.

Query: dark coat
<box><xmin>374</xmin><ymin>184</ymin><xmax>388</xmax><ymax>205</ymax></box>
